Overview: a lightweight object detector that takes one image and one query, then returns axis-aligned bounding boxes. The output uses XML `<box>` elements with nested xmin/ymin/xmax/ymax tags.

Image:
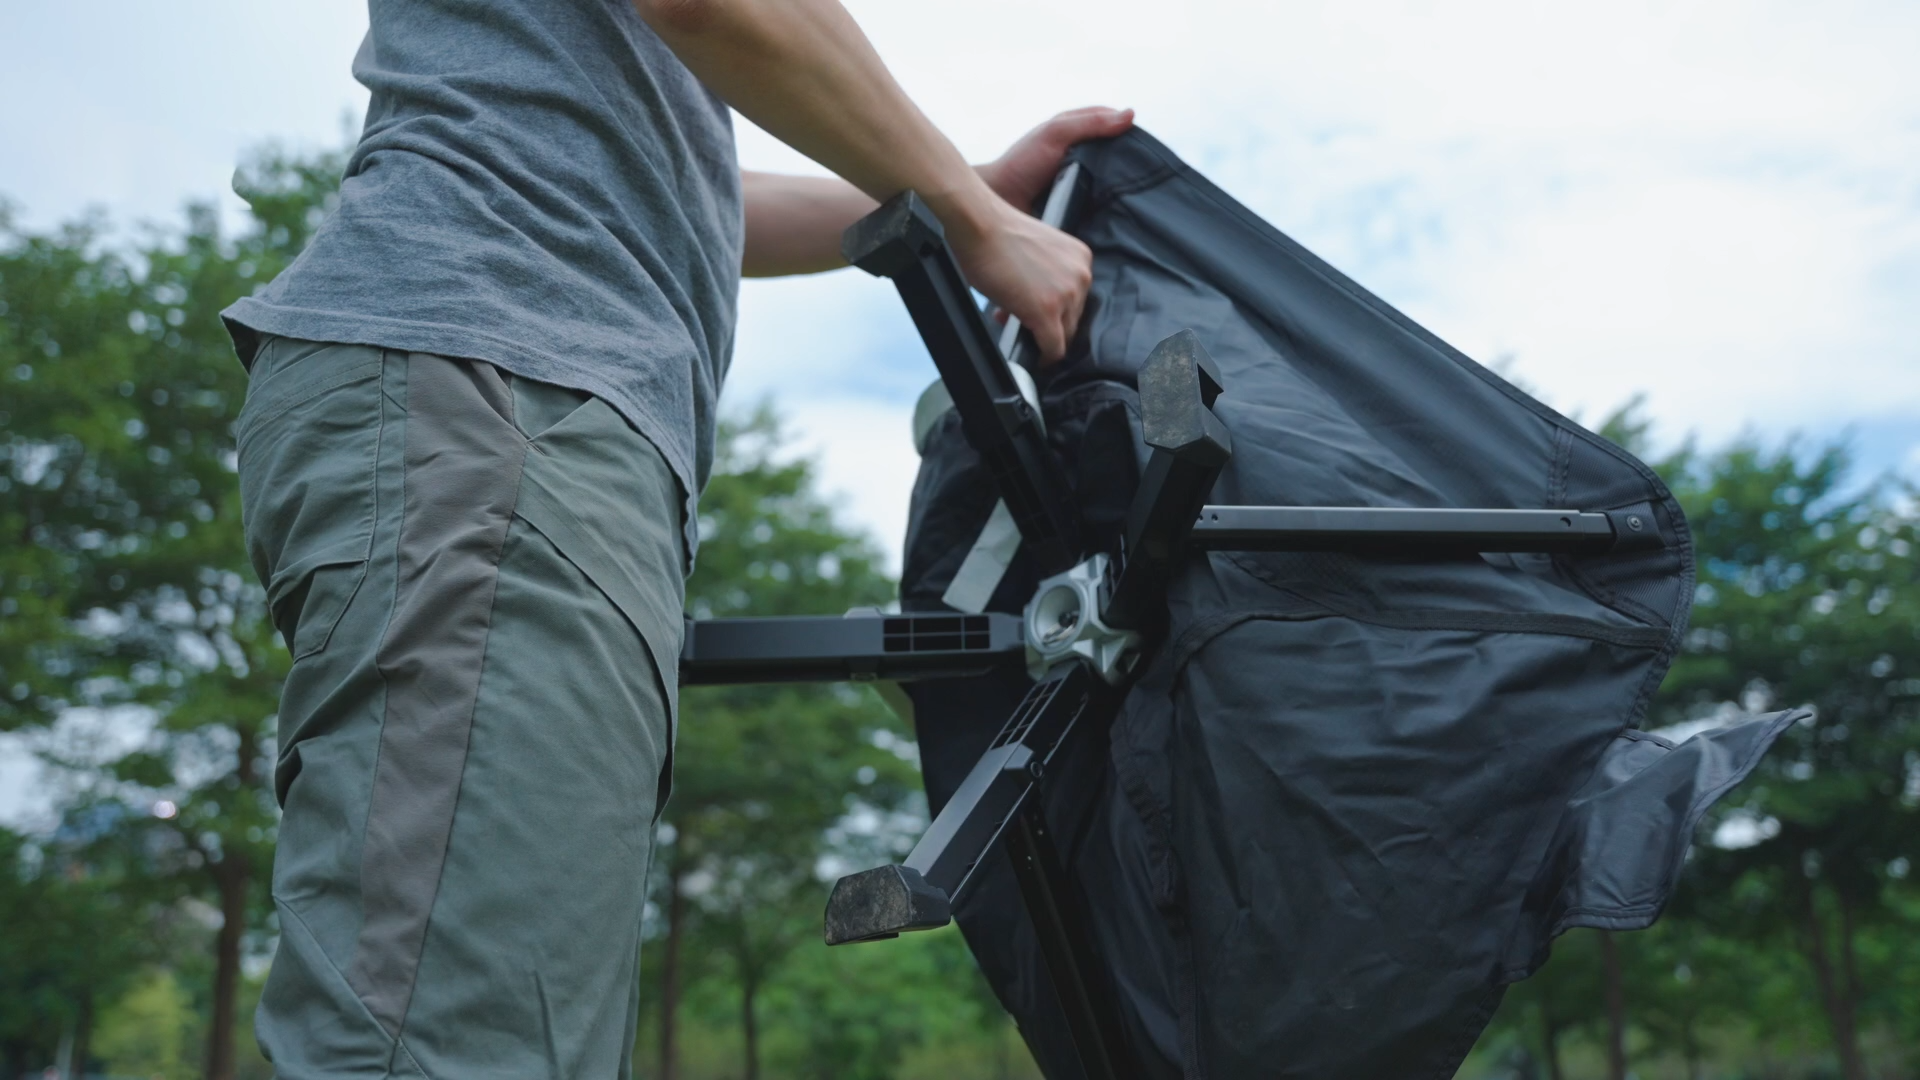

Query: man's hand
<box><xmin>960</xmin><ymin>107</ymin><xmax>1134</xmax><ymax>361</ymax></box>
<box><xmin>634</xmin><ymin>0</ymin><xmax>1127</xmax><ymax>362</ymax></box>
<box><xmin>944</xmin><ymin>196</ymin><xmax>1092</xmax><ymax>363</ymax></box>
<box><xmin>741</xmin><ymin>108</ymin><xmax>1133</xmax><ymax>297</ymax></box>
<box><xmin>977</xmin><ymin>107</ymin><xmax>1134</xmax><ymax>214</ymax></box>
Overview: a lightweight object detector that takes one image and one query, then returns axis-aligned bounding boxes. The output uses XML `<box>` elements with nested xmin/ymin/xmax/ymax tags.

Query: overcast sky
<box><xmin>4</xmin><ymin>0</ymin><xmax>1917</xmax><ymax>570</ymax></box>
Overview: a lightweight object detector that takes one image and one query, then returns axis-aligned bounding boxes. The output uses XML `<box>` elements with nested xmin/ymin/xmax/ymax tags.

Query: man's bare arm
<box><xmin>632</xmin><ymin>0</ymin><xmax>1106</xmax><ymax>359</ymax></box>
<box><xmin>740</xmin><ymin>172</ymin><xmax>874</xmax><ymax>278</ymax></box>
<box><xmin>742</xmin><ymin>107</ymin><xmax>1135</xmax><ymax>280</ymax></box>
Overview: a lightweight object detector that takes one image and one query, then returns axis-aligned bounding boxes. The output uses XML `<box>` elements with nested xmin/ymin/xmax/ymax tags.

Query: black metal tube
<box><xmin>1006</xmin><ymin>806</ymin><xmax>1138</xmax><ymax>1080</ymax></box>
<box><xmin>1189</xmin><ymin>505</ymin><xmax>1624</xmax><ymax>554</ymax></box>
<box><xmin>843</xmin><ymin>191</ymin><xmax>1083</xmax><ymax>574</ymax></box>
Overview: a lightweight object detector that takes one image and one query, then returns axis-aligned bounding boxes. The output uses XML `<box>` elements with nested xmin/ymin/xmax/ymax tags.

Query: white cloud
<box><xmin>5</xmin><ymin>0</ymin><xmax>1918</xmax><ymax>569</ymax></box>
<box><xmin>0</xmin><ymin>733</ymin><xmax>47</xmax><ymax>831</ymax></box>
<box><xmin>1</xmin><ymin>2</ymin><xmax>369</xmax><ymax>234</ymax></box>
<box><xmin>776</xmin><ymin>395</ymin><xmax>926</xmax><ymax>569</ymax></box>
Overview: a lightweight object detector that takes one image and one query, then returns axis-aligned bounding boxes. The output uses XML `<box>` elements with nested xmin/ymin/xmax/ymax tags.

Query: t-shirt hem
<box><xmin>222</xmin><ymin>297</ymin><xmax>703</xmax><ymax>566</ymax></box>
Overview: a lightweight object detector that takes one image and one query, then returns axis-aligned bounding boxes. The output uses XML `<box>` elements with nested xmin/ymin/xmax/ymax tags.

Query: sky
<box><xmin>5</xmin><ymin>0</ymin><xmax>1917</xmax><ymax>575</ymax></box>
<box><xmin>9</xmin><ymin>1</ymin><xmax>1918</xmax><ymax>822</ymax></box>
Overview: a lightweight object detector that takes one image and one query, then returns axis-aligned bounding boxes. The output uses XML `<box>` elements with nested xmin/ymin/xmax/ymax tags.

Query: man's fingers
<box><xmin>1039</xmin><ymin>239</ymin><xmax>1094</xmax><ymax>364</ymax></box>
<box><xmin>1044</xmin><ymin>292</ymin><xmax>1086</xmax><ymax>365</ymax></box>
<box><xmin>1032</xmin><ymin>313</ymin><xmax>1067</xmax><ymax>363</ymax></box>
<box><xmin>1039</xmin><ymin>285</ymin><xmax>1087</xmax><ymax>364</ymax></box>
<box><xmin>1044</xmin><ymin>106</ymin><xmax>1135</xmax><ymax>149</ymax></box>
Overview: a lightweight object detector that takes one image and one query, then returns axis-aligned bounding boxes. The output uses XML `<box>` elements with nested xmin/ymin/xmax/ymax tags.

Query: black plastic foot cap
<box><xmin>823</xmin><ymin>865</ymin><xmax>952</xmax><ymax>945</ymax></box>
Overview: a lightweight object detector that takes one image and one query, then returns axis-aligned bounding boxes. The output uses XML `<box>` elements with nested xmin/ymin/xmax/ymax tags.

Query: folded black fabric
<box><xmin>898</xmin><ymin>129</ymin><xmax>1792</xmax><ymax>1079</ymax></box>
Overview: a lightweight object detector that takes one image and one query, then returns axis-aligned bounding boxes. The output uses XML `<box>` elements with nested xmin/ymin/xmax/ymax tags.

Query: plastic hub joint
<box><xmin>1023</xmin><ymin>555</ymin><xmax>1141</xmax><ymax>684</ymax></box>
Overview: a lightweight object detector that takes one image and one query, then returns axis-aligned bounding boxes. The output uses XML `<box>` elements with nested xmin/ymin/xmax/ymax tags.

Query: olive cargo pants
<box><xmin>237</xmin><ymin>338</ymin><xmax>683</xmax><ymax>1078</ymax></box>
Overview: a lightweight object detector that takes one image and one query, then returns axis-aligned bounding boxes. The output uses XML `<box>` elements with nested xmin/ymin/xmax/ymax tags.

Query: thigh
<box><xmin>240</xmin><ymin>337</ymin><xmax>410</xmax><ymax>1076</ymax></box>
<box><xmin>399</xmin><ymin>512</ymin><xmax>669</xmax><ymax>1078</ymax></box>
<box><xmin>250</xmin><ymin>348</ymin><xmax>685</xmax><ymax>1078</ymax></box>
<box><xmin>385</xmin><ymin>371</ymin><xmax>685</xmax><ymax>1078</ymax></box>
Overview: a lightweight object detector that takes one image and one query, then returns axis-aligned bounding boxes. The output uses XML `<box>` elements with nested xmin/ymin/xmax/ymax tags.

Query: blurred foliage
<box><xmin>0</xmin><ymin>826</ymin><xmax>151</xmax><ymax>1074</ymax></box>
<box><xmin>0</xmin><ymin>144</ymin><xmax>1040</xmax><ymax>1078</ymax></box>
<box><xmin>640</xmin><ymin>407</ymin><xmax>1003</xmax><ymax>1078</ymax></box>
<box><xmin>0</xmin><ymin>142</ymin><xmax>350</xmax><ymax>1078</ymax></box>
<box><xmin>1469</xmin><ymin>406</ymin><xmax>1920</xmax><ymax>1079</ymax></box>
<box><xmin>91</xmin><ymin>968</ymin><xmax>197</xmax><ymax>1080</ymax></box>
<box><xmin>3</xmin><ymin>145</ymin><xmax>1919</xmax><ymax>1080</ymax></box>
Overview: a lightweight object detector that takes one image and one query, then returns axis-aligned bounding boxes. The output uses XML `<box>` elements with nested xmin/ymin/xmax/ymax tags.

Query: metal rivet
<box><xmin>1627</xmin><ymin>515</ymin><xmax>1645</xmax><ymax>531</ymax></box>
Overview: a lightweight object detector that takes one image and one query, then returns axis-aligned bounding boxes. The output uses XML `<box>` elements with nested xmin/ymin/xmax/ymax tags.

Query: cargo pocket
<box><xmin>234</xmin><ymin>342</ymin><xmax>383</xmax><ymax>660</ymax></box>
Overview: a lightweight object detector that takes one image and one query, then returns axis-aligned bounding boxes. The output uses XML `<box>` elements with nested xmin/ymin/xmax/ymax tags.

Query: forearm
<box><xmin>634</xmin><ymin>0</ymin><xmax>999</xmax><ymax>244</ymax></box>
<box><xmin>740</xmin><ymin>171</ymin><xmax>875</xmax><ymax>277</ymax></box>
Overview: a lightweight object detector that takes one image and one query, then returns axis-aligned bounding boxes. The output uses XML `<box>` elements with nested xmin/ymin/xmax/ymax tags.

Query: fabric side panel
<box><xmin>1503</xmin><ymin>708</ymin><xmax>1805</xmax><ymax>974</ymax></box>
<box><xmin>348</xmin><ymin>355</ymin><xmax>528</xmax><ymax>1035</ymax></box>
<box><xmin>244</xmin><ymin>340</ymin><xmax>409</xmax><ymax>1078</ymax></box>
<box><xmin>397</xmin><ymin>514</ymin><xmax>668</xmax><ymax>1078</ymax></box>
<box><xmin>510</xmin><ymin>396</ymin><xmax>686</xmax><ymax>725</ymax></box>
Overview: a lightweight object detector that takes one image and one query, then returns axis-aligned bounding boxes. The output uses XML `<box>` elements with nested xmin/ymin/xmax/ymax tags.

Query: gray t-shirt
<box><xmin>224</xmin><ymin>0</ymin><xmax>743</xmax><ymax>560</ymax></box>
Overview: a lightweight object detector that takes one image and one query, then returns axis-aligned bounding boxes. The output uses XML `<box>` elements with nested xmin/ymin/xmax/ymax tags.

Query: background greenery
<box><xmin>1</xmin><ymin>146</ymin><xmax>1914</xmax><ymax>1079</ymax></box>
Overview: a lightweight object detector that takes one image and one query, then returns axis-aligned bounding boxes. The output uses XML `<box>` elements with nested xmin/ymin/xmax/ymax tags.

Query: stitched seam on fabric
<box><xmin>1343</xmin><ymin>609</ymin><xmax>1667</xmax><ymax>648</ymax></box>
<box><xmin>389</xmin><ymin>466</ymin><xmax>522</xmax><ymax>1045</ymax></box>
<box><xmin>271</xmin><ymin>900</ymin><xmax>397</xmax><ymax>1063</ymax></box>
<box><xmin>1228</xmin><ymin>550</ymin><xmax>1669</xmax><ymax>646</ymax></box>
<box><xmin>392</xmin><ymin>1038</ymin><xmax>431</xmax><ymax>1080</ymax></box>
<box><xmin>1619</xmin><ymin>728</ymin><xmax>1679</xmax><ymax>750</ymax></box>
<box><xmin>234</xmin><ymin>360</ymin><xmax>383</xmax><ymax>451</ymax></box>
<box><xmin>1114</xmin><ymin>127</ymin><xmax>1696</xmax><ymax>671</ymax></box>
<box><xmin>350</xmin><ymin>356</ymin><xmax>528</xmax><ymax>1040</ymax></box>
<box><xmin>218</xmin><ymin>304</ymin><xmax>700</xmax><ymax>509</ymax></box>
<box><xmin>1540</xmin><ymin>707</ymin><xmax>1803</xmax><ymax>944</ymax></box>
<box><xmin>1073</xmin><ymin>141</ymin><xmax>1180</xmax><ymax>210</ymax></box>
<box><xmin>355</xmin><ymin>351</ymin><xmax>410</xmax><ymax>1034</ymax></box>
<box><xmin>509</xmin><ymin>495</ymin><xmax>678</xmax><ymax>703</ymax></box>
<box><xmin>1548</xmin><ymin>426</ymin><xmax>1571</xmax><ymax>509</ymax></box>
<box><xmin>289</xmin><ymin>370</ymin><xmax>387</xmax><ymax>662</ymax></box>
<box><xmin>510</xmin><ymin>505</ymin><xmax>679</xmax><ymax>798</ymax></box>
<box><xmin>1176</xmin><ymin>591</ymin><xmax>1667</xmax><ymax>669</ymax></box>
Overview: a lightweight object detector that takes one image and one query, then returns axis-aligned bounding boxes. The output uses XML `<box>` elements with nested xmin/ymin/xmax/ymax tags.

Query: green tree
<box><xmin>1468</xmin><ymin>409</ymin><xmax>1920</xmax><ymax>1079</ymax></box>
<box><xmin>1485</xmin><ymin>929</ymin><xmax>1609</xmax><ymax>1080</ymax></box>
<box><xmin>92</xmin><ymin>967</ymin><xmax>198</xmax><ymax>1080</ymax></box>
<box><xmin>0</xmin><ymin>824</ymin><xmax>154</xmax><ymax>1078</ymax></box>
<box><xmin>649</xmin><ymin>408</ymin><xmax>921</xmax><ymax>1079</ymax></box>
<box><xmin>0</xmin><ymin>143</ymin><xmax>345</xmax><ymax>1079</ymax></box>
<box><xmin>1652</xmin><ymin>436</ymin><xmax>1920</xmax><ymax>1079</ymax></box>
<box><xmin>761</xmin><ymin>925</ymin><xmax>1010</xmax><ymax>1080</ymax></box>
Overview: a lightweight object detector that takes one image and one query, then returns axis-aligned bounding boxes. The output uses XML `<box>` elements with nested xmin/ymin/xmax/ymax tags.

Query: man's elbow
<box><xmin>632</xmin><ymin>0</ymin><xmax>722</xmax><ymax>36</ymax></box>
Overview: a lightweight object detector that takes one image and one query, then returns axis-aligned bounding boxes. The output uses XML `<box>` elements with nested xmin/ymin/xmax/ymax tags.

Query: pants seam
<box><xmin>348</xmin><ymin>354</ymin><xmax>528</xmax><ymax>1038</ymax></box>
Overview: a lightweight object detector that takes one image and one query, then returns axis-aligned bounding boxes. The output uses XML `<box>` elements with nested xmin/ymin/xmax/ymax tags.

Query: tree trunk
<box><xmin>1536</xmin><ymin>991</ymin><xmax>1566</xmax><ymax>1080</ymax></box>
<box><xmin>1681</xmin><ymin>1009</ymin><xmax>1702</xmax><ymax>1080</ymax></box>
<box><xmin>741</xmin><ymin>972</ymin><xmax>760</xmax><ymax>1080</ymax></box>
<box><xmin>206</xmin><ymin>853</ymin><xmax>252</xmax><ymax>1080</ymax></box>
<box><xmin>1836</xmin><ymin>891</ymin><xmax>1869</xmax><ymax>1080</ymax></box>
<box><xmin>1799</xmin><ymin>880</ymin><xmax>1868</xmax><ymax>1080</ymax></box>
<box><xmin>67</xmin><ymin>990</ymin><xmax>93</xmax><ymax>1080</ymax></box>
<box><xmin>1599</xmin><ymin>931</ymin><xmax>1629</xmax><ymax>1080</ymax></box>
<box><xmin>658</xmin><ymin>854</ymin><xmax>686</xmax><ymax>1080</ymax></box>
